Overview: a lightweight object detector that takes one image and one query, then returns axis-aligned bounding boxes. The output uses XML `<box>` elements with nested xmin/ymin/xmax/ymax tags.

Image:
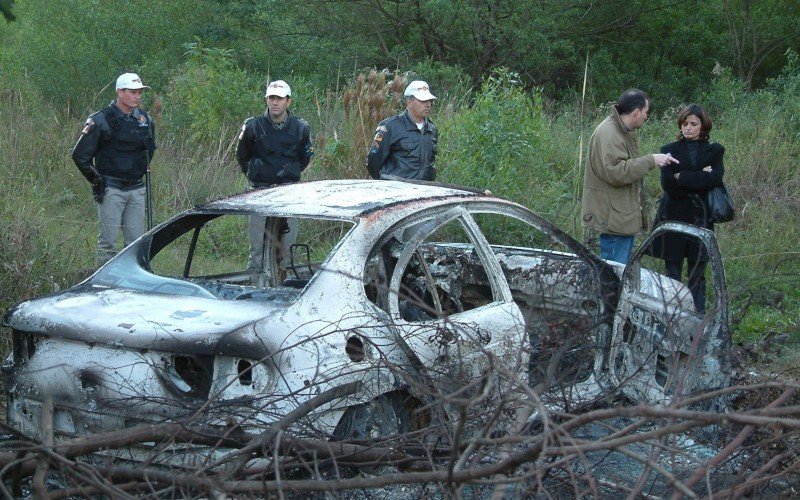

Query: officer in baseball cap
<box><xmin>367</xmin><ymin>79</ymin><xmax>438</xmax><ymax>181</ymax></box>
<box><xmin>236</xmin><ymin>80</ymin><xmax>314</xmax><ymax>273</ymax></box>
<box><xmin>71</xmin><ymin>72</ymin><xmax>156</xmax><ymax>265</ymax></box>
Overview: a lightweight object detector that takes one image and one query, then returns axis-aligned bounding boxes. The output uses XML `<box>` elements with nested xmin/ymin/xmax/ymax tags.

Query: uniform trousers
<box><xmin>97</xmin><ymin>186</ymin><xmax>145</xmax><ymax>265</ymax></box>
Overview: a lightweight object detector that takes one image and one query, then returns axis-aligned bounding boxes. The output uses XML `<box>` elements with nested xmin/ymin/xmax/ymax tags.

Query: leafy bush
<box><xmin>0</xmin><ymin>2</ymin><xmax>213</xmax><ymax>112</ymax></box>
<box><xmin>163</xmin><ymin>39</ymin><xmax>262</xmax><ymax>145</ymax></box>
<box><xmin>437</xmin><ymin>69</ymin><xmax>554</xmax><ymax>213</ymax></box>
<box><xmin>405</xmin><ymin>58</ymin><xmax>472</xmax><ymax>101</ymax></box>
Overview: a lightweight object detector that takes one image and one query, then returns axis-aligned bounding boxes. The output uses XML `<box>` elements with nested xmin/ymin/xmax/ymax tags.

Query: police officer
<box><xmin>72</xmin><ymin>72</ymin><xmax>156</xmax><ymax>266</ymax></box>
<box><xmin>367</xmin><ymin>80</ymin><xmax>438</xmax><ymax>181</ymax></box>
<box><xmin>236</xmin><ymin>79</ymin><xmax>313</xmax><ymax>272</ymax></box>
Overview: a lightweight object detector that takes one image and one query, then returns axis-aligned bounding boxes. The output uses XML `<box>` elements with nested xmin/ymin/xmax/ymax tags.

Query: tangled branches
<box><xmin>2</xmin><ymin>374</ymin><xmax>800</xmax><ymax>498</ymax></box>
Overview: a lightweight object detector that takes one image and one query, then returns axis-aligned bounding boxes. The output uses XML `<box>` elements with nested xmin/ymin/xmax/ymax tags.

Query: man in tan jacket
<box><xmin>581</xmin><ymin>89</ymin><xmax>678</xmax><ymax>264</ymax></box>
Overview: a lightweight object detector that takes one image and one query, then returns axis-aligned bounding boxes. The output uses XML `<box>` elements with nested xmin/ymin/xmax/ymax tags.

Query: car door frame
<box><xmin>607</xmin><ymin>221</ymin><xmax>731</xmax><ymax>406</ymax></box>
<box><xmin>384</xmin><ymin>206</ymin><xmax>528</xmax><ymax>387</ymax></box>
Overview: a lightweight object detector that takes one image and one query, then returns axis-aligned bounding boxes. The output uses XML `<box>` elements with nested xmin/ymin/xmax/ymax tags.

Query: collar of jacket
<box><xmin>401</xmin><ymin>109</ymin><xmax>431</xmax><ymax>131</ymax></box>
<box><xmin>110</xmin><ymin>100</ymin><xmax>142</xmax><ymax>120</ymax></box>
<box><xmin>611</xmin><ymin>107</ymin><xmax>632</xmax><ymax>133</ymax></box>
<box><xmin>677</xmin><ymin>137</ymin><xmax>708</xmax><ymax>145</ymax></box>
<box><xmin>263</xmin><ymin>109</ymin><xmax>293</xmax><ymax>129</ymax></box>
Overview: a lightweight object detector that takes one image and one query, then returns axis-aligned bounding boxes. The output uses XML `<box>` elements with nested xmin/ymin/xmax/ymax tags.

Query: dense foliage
<box><xmin>2</xmin><ymin>0</ymin><xmax>800</xmax><ymax>112</ymax></box>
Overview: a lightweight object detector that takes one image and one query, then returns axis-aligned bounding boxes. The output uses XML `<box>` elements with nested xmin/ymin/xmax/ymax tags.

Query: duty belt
<box><xmin>104</xmin><ymin>176</ymin><xmax>145</xmax><ymax>190</ymax></box>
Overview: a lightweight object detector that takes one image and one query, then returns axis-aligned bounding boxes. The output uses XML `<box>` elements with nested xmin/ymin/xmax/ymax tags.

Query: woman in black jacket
<box><xmin>650</xmin><ymin>104</ymin><xmax>725</xmax><ymax>313</ymax></box>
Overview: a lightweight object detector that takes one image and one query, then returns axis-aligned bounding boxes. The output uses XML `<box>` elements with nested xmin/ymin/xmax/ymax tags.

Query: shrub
<box><xmin>163</xmin><ymin>38</ymin><xmax>262</xmax><ymax>146</ymax></box>
<box><xmin>437</xmin><ymin>68</ymin><xmax>554</xmax><ymax>214</ymax></box>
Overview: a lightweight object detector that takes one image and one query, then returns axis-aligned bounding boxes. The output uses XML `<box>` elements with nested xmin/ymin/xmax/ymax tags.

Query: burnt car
<box><xmin>3</xmin><ymin>180</ymin><xmax>730</xmax><ymax>464</ymax></box>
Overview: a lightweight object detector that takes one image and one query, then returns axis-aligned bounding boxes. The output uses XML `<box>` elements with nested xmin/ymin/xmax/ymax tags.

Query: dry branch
<box><xmin>2</xmin><ymin>378</ymin><xmax>799</xmax><ymax>497</ymax></box>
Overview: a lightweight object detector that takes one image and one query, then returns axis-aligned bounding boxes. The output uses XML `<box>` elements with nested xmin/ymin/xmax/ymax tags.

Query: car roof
<box><xmin>198</xmin><ymin>179</ymin><xmax>485</xmax><ymax>219</ymax></box>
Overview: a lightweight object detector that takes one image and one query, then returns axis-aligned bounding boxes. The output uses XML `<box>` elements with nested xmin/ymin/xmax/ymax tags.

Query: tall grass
<box><xmin>0</xmin><ymin>87</ymin><xmax>95</xmax><ymax>301</ymax></box>
<box><xmin>700</xmin><ymin>72</ymin><xmax>800</xmax><ymax>341</ymax></box>
<box><xmin>1</xmin><ymin>68</ymin><xmax>798</xmax><ymax>352</ymax></box>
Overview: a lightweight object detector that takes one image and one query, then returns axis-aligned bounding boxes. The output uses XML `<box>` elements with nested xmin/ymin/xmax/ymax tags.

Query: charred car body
<box><xmin>3</xmin><ymin>180</ymin><xmax>731</xmax><ymax>464</ymax></box>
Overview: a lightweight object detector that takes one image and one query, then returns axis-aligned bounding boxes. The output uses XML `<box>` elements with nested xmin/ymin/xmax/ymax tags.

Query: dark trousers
<box><xmin>665</xmin><ymin>259</ymin><xmax>707</xmax><ymax>314</ymax></box>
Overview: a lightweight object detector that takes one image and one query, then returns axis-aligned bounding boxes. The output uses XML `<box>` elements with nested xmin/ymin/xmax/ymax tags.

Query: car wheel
<box><xmin>329</xmin><ymin>392</ymin><xmax>419</xmax><ymax>477</ymax></box>
<box><xmin>333</xmin><ymin>392</ymin><xmax>410</xmax><ymax>440</ymax></box>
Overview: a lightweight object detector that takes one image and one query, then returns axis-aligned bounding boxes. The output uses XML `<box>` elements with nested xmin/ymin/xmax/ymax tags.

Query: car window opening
<box><xmin>147</xmin><ymin>213</ymin><xmax>353</xmax><ymax>302</ymax></box>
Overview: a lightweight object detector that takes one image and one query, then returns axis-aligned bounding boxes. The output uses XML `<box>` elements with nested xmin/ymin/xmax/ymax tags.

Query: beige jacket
<box><xmin>581</xmin><ymin>109</ymin><xmax>656</xmax><ymax>236</ymax></box>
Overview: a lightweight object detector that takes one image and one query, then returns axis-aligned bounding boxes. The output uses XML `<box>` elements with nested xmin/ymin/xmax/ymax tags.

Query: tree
<box><xmin>722</xmin><ymin>0</ymin><xmax>800</xmax><ymax>90</ymax></box>
<box><xmin>0</xmin><ymin>1</ymin><xmax>216</xmax><ymax>110</ymax></box>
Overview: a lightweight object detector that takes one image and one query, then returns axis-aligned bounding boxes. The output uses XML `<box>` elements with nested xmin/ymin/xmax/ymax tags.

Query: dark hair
<box><xmin>615</xmin><ymin>89</ymin><xmax>650</xmax><ymax>115</ymax></box>
<box><xmin>675</xmin><ymin>103</ymin><xmax>712</xmax><ymax>140</ymax></box>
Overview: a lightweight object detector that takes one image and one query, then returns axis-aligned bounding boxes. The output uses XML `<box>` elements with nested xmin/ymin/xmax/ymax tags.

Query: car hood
<box><xmin>3</xmin><ymin>285</ymin><xmax>277</xmax><ymax>355</ymax></box>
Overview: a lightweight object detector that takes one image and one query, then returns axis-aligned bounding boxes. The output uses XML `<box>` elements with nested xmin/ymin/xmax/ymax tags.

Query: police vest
<box><xmin>247</xmin><ymin>116</ymin><xmax>304</xmax><ymax>184</ymax></box>
<box><xmin>95</xmin><ymin>107</ymin><xmax>153</xmax><ymax>180</ymax></box>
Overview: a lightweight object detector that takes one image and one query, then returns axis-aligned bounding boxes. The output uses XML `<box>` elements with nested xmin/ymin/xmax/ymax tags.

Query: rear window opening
<box><xmin>142</xmin><ymin>213</ymin><xmax>353</xmax><ymax>301</ymax></box>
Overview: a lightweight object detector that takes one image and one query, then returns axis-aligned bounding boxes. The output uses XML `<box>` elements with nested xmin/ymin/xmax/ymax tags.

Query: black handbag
<box><xmin>707</xmin><ymin>185</ymin><xmax>735</xmax><ymax>223</ymax></box>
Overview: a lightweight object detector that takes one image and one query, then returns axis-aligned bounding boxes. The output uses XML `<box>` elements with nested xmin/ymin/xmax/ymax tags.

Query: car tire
<box><xmin>328</xmin><ymin>392</ymin><xmax>423</xmax><ymax>477</ymax></box>
<box><xmin>333</xmin><ymin>392</ymin><xmax>410</xmax><ymax>440</ymax></box>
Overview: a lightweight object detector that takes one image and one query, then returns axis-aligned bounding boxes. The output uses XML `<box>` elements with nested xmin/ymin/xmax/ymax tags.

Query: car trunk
<box><xmin>3</xmin><ymin>284</ymin><xmax>276</xmax><ymax>355</ymax></box>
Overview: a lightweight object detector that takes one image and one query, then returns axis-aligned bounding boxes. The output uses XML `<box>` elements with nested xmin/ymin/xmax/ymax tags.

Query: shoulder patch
<box><xmin>80</xmin><ymin>117</ymin><xmax>95</xmax><ymax>135</ymax></box>
<box><xmin>371</xmin><ymin>125</ymin><xmax>388</xmax><ymax>151</ymax></box>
